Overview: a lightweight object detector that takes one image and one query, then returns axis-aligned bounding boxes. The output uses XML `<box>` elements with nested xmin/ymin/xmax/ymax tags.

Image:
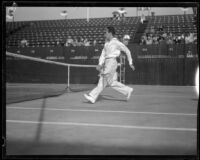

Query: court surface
<box><xmin>6</xmin><ymin>84</ymin><xmax>198</xmax><ymax>155</ymax></box>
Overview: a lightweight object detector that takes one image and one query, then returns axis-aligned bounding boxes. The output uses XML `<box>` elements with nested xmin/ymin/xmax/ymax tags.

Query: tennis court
<box><xmin>6</xmin><ymin>84</ymin><xmax>198</xmax><ymax>155</ymax></box>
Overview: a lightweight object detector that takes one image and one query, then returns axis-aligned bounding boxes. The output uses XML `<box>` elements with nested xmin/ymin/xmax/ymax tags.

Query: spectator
<box><xmin>187</xmin><ymin>33</ymin><xmax>195</xmax><ymax>44</ymax></box>
<box><xmin>150</xmin><ymin>26</ymin><xmax>155</xmax><ymax>34</ymax></box>
<box><xmin>173</xmin><ymin>35</ymin><xmax>178</xmax><ymax>44</ymax></box>
<box><xmin>140</xmin><ymin>14</ymin><xmax>146</xmax><ymax>24</ymax></box>
<box><xmin>122</xmin><ymin>35</ymin><xmax>130</xmax><ymax>46</ymax></box>
<box><xmin>66</xmin><ymin>36</ymin><xmax>73</xmax><ymax>46</ymax></box>
<box><xmin>146</xmin><ymin>36</ymin><xmax>153</xmax><ymax>45</ymax></box>
<box><xmin>112</xmin><ymin>11</ymin><xmax>120</xmax><ymax>21</ymax></box>
<box><xmin>73</xmin><ymin>37</ymin><xmax>78</xmax><ymax>46</ymax></box>
<box><xmin>140</xmin><ymin>35</ymin><xmax>146</xmax><ymax>45</ymax></box>
<box><xmin>117</xmin><ymin>8</ymin><xmax>127</xmax><ymax>21</ymax></box>
<box><xmin>152</xmin><ymin>36</ymin><xmax>157</xmax><ymax>44</ymax></box>
<box><xmin>166</xmin><ymin>36</ymin><xmax>173</xmax><ymax>45</ymax></box>
<box><xmin>193</xmin><ymin>33</ymin><xmax>197</xmax><ymax>43</ymax></box>
<box><xmin>158</xmin><ymin>25</ymin><xmax>163</xmax><ymax>32</ymax></box>
<box><xmin>76</xmin><ymin>37</ymin><xmax>82</xmax><ymax>46</ymax></box>
<box><xmin>84</xmin><ymin>38</ymin><xmax>90</xmax><ymax>46</ymax></box>
<box><xmin>162</xmin><ymin>32</ymin><xmax>167</xmax><ymax>38</ymax></box>
<box><xmin>139</xmin><ymin>26</ymin><xmax>197</xmax><ymax>46</ymax></box>
<box><xmin>80</xmin><ymin>37</ymin><xmax>85</xmax><ymax>46</ymax></box>
<box><xmin>177</xmin><ymin>34</ymin><xmax>182</xmax><ymax>44</ymax></box>
<box><xmin>20</xmin><ymin>38</ymin><xmax>28</xmax><ymax>47</ymax></box>
<box><xmin>55</xmin><ymin>38</ymin><xmax>60</xmax><ymax>46</ymax></box>
<box><xmin>93</xmin><ymin>39</ymin><xmax>97</xmax><ymax>46</ymax></box>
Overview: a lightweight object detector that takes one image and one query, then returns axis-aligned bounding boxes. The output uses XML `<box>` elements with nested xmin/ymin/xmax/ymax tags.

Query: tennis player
<box><xmin>84</xmin><ymin>26</ymin><xmax>135</xmax><ymax>104</ymax></box>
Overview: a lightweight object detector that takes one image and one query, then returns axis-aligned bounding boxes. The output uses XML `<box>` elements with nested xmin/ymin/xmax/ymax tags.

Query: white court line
<box><xmin>7</xmin><ymin>106</ymin><xmax>196</xmax><ymax>116</ymax></box>
<box><xmin>6</xmin><ymin>120</ymin><xmax>197</xmax><ymax>132</ymax></box>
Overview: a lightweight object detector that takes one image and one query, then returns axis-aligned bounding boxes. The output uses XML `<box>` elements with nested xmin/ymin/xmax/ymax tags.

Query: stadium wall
<box><xmin>6</xmin><ymin>44</ymin><xmax>198</xmax><ymax>85</ymax></box>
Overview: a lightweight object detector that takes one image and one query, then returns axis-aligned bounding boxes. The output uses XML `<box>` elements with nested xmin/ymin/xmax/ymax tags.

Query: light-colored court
<box><xmin>6</xmin><ymin>85</ymin><xmax>198</xmax><ymax>155</ymax></box>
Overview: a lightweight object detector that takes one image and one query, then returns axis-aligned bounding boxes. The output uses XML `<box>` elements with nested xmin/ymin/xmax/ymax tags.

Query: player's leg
<box><xmin>86</xmin><ymin>75</ymin><xmax>108</xmax><ymax>103</ymax></box>
<box><xmin>110</xmin><ymin>80</ymin><xmax>133</xmax><ymax>100</ymax></box>
<box><xmin>84</xmin><ymin>59</ymin><xmax>115</xmax><ymax>103</ymax></box>
<box><xmin>108</xmin><ymin>70</ymin><xmax>133</xmax><ymax>100</ymax></box>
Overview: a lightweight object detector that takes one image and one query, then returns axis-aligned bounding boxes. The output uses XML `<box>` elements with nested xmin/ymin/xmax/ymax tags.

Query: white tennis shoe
<box><xmin>126</xmin><ymin>88</ymin><xmax>133</xmax><ymax>101</ymax></box>
<box><xmin>84</xmin><ymin>94</ymin><xmax>95</xmax><ymax>104</ymax></box>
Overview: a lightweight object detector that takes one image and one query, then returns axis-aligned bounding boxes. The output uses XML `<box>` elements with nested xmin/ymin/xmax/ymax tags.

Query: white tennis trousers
<box><xmin>89</xmin><ymin>58</ymin><xmax>133</xmax><ymax>101</ymax></box>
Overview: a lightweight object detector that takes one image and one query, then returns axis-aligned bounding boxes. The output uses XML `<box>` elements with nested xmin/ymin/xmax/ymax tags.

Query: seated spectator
<box><xmin>152</xmin><ymin>36</ymin><xmax>159</xmax><ymax>44</ymax></box>
<box><xmin>173</xmin><ymin>36</ymin><xmax>178</xmax><ymax>44</ymax></box>
<box><xmin>66</xmin><ymin>36</ymin><xmax>73</xmax><ymax>46</ymax></box>
<box><xmin>150</xmin><ymin>26</ymin><xmax>155</xmax><ymax>34</ymax></box>
<box><xmin>76</xmin><ymin>37</ymin><xmax>82</xmax><ymax>46</ymax></box>
<box><xmin>73</xmin><ymin>37</ymin><xmax>78</xmax><ymax>46</ymax></box>
<box><xmin>93</xmin><ymin>39</ymin><xmax>97</xmax><ymax>46</ymax></box>
<box><xmin>84</xmin><ymin>38</ymin><xmax>90</xmax><ymax>46</ymax></box>
<box><xmin>166</xmin><ymin>37</ymin><xmax>173</xmax><ymax>45</ymax></box>
<box><xmin>20</xmin><ymin>38</ymin><xmax>28</xmax><ymax>47</ymax></box>
<box><xmin>55</xmin><ymin>38</ymin><xmax>60</xmax><ymax>46</ymax></box>
<box><xmin>177</xmin><ymin>35</ymin><xmax>182</xmax><ymax>44</ymax></box>
<box><xmin>146</xmin><ymin>36</ymin><xmax>153</xmax><ymax>45</ymax></box>
<box><xmin>80</xmin><ymin>37</ymin><xmax>85</xmax><ymax>46</ymax></box>
<box><xmin>162</xmin><ymin>32</ymin><xmax>167</xmax><ymax>38</ymax></box>
<box><xmin>187</xmin><ymin>33</ymin><xmax>195</xmax><ymax>44</ymax></box>
<box><xmin>140</xmin><ymin>35</ymin><xmax>147</xmax><ymax>45</ymax></box>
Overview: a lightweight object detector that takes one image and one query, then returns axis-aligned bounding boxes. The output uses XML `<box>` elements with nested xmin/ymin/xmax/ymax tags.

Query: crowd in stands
<box><xmin>19</xmin><ymin>37</ymin><xmax>99</xmax><ymax>47</ymax></box>
<box><xmin>18</xmin><ymin>29</ymin><xmax>196</xmax><ymax>48</ymax></box>
<box><xmin>140</xmin><ymin>26</ymin><xmax>197</xmax><ymax>45</ymax></box>
<box><xmin>64</xmin><ymin>36</ymin><xmax>94</xmax><ymax>47</ymax></box>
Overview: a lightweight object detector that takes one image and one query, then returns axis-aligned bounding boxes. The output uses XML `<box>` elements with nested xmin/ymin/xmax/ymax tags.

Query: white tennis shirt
<box><xmin>99</xmin><ymin>38</ymin><xmax>133</xmax><ymax>66</ymax></box>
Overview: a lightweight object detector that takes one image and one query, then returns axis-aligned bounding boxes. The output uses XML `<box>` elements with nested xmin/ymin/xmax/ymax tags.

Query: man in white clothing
<box><xmin>84</xmin><ymin>26</ymin><xmax>135</xmax><ymax>104</ymax></box>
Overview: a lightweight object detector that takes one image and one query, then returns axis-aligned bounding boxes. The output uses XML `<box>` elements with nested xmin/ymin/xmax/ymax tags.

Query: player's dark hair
<box><xmin>106</xmin><ymin>26</ymin><xmax>115</xmax><ymax>36</ymax></box>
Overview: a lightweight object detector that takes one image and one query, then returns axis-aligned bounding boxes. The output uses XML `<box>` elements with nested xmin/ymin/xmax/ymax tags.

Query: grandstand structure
<box><xmin>146</xmin><ymin>14</ymin><xmax>196</xmax><ymax>33</ymax></box>
<box><xmin>6</xmin><ymin>14</ymin><xmax>198</xmax><ymax>86</ymax></box>
<box><xmin>6</xmin><ymin>17</ymin><xmax>139</xmax><ymax>47</ymax></box>
<box><xmin>6</xmin><ymin>14</ymin><xmax>196</xmax><ymax>47</ymax></box>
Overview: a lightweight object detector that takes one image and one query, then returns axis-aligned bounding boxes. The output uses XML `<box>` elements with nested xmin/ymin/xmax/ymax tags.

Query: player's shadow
<box><xmin>98</xmin><ymin>95</ymin><xmax>127</xmax><ymax>102</ymax></box>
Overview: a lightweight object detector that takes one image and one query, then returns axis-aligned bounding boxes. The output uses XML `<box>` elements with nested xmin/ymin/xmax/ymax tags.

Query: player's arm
<box><xmin>118</xmin><ymin>41</ymin><xmax>135</xmax><ymax>71</ymax></box>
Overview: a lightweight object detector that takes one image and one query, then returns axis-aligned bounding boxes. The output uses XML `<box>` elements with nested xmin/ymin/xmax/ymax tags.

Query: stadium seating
<box><xmin>6</xmin><ymin>14</ymin><xmax>197</xmax><ymax>47</ymax></box>
<box><xmin>146</xmin><ymin>14</ymin><xmax>196</xmax><ymax>33</ymax></box>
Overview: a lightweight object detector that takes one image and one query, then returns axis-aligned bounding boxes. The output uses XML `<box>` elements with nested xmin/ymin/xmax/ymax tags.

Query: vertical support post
<box><xmin>183</xmin><ymin>11</ymin><xmax>186</xmax><ymax>85</ymax></box>
<box><xmin>87</xmin><ymin>7</ymin><xmax>89</xmax><ymax>22</ymax></box>
<box><xmin>67</xmin><ymin>65</ymin><xmax>70</xmax><ymax>89</ymax></box>
<box><xmin>136</xmin><ymin>8</ymin><xmax>138</xmax><ymax>17</ymax></box>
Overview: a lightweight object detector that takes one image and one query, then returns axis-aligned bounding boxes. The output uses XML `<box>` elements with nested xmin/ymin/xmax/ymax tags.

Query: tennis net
<box><xmin>6</xmin><ymin>51</ymin><xmax>99</xmax><ymax>104</ymax></box>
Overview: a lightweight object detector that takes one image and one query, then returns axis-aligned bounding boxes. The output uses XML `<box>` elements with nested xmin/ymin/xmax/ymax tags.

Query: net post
<box><xmin>68</xmin><ymin>65</ymin><xmax>70</xmax><ymax>88</ymax></box>
<box><xmin>65</xmin><ymin>65</ymin><xmax>71</xmax><ymax>92</ymax></box>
